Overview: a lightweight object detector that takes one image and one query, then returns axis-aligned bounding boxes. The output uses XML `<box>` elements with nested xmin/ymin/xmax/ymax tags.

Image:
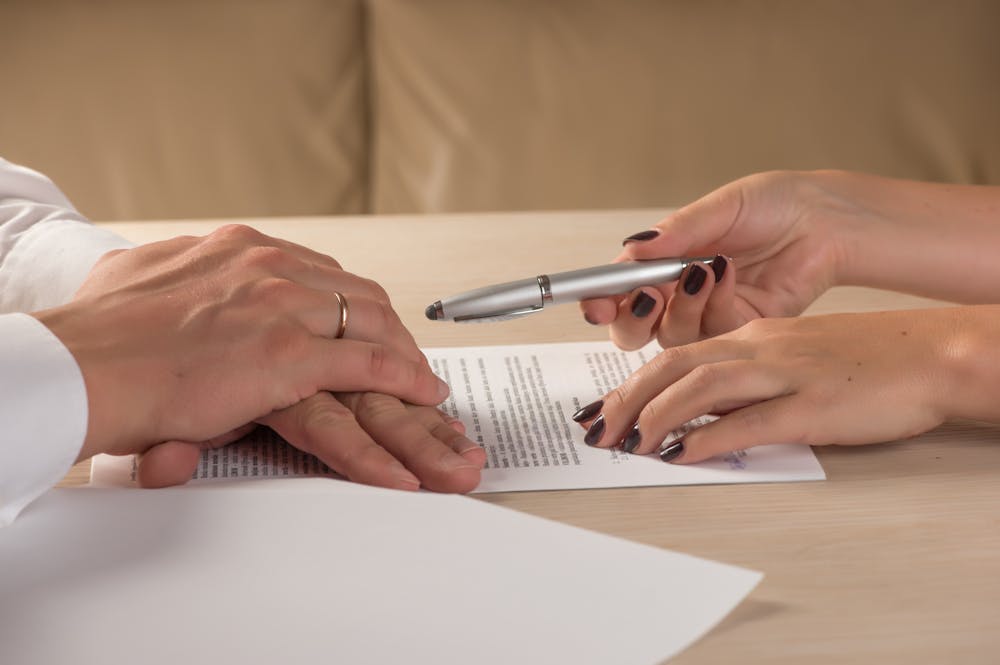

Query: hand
<box><xmin>32</xmin><ymin>225</ymin><xmax>450</xmax><ymax>460</ymax></box>
<box><xmin>136</xmin><ymin>392</ymin><xmax>486</xmax><ymax>493</ymax></box>
<box><xmin>581</xmin><ymin>170</ymin><xmax>859</xmax><ymax>350</ymax></box>
<box><xmin>574</xmin><ymin>307</ymin><xmax>1000</xmax><ymax>462</ymax></box>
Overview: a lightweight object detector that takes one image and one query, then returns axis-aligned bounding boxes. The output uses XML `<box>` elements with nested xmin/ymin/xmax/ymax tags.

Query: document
<box><xmin>0</xmin><ymin>482</ymin><xmax>763</xmax><ymax>665</ymax></box>
<box><xmin>90</xmin><ymin>341</ymin><xmax>825</xmax><ymax>491</ymax></box>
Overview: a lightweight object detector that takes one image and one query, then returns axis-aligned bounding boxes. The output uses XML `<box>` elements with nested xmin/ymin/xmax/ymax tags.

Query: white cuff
<box><xmin>0</xmin><ymin>313</ymin><xmax>88</xmax><ymax>526</ymax></box>
<box><xmin>0</xmin><ymin>219</ymin><xmax>132</xmax><ymax>313</ymax></box>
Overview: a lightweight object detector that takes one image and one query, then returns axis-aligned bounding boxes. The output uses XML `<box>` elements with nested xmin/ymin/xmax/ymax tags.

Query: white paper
<box><xmin>91</xmin><ymin>341</ymin><xmax>825</xmax><ymax>491</ymax></box>
<box><xmin>0</xmin><ymin>483</ymin><xmax>762</xmax><ymax>665</ymax></box>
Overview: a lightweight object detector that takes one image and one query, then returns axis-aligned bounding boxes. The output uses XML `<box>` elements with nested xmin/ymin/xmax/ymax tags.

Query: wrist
<box><xmin>33</xmin><ymin>302</ymin><xmax>148</xmax><ymax>461</ymax></box>
<box><xmin>794</xmin><ymin>170</ymin><xmax>901</xmax><ymax>289</ymax></box>
<box><xmin>931</xmin><ymin>305</ymin><xmax>1000</xmax><ymax>424</ymax></box>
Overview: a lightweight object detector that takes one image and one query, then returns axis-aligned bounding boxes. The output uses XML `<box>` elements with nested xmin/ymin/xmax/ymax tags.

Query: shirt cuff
<box><xmin>0</xmin><ymin>313</ymin><xmax>88</xmax><ymax>526</ymax></box>
<box><xmin>0</xmin><ymin>218</ymin><xmax>133</xmax><ymax>313</ymax></box>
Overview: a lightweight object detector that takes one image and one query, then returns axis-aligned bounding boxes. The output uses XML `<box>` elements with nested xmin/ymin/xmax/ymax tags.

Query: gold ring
<box><xmin>333</xmin><ymin>291</ymin><xmax>349</xmax><ymax>339</ymax></box>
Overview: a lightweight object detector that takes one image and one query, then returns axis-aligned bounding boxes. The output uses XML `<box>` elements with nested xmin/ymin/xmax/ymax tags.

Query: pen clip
<box><xmin>453</xmin><ymin>305</ymin><xmax>544</xmax><ymax>323</ymax></box>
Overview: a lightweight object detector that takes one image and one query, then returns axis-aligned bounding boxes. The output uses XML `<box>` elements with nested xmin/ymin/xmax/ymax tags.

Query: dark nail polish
<box><xmin>631</xmin><ymin>291</ymin><xmax>656</xmax><ymax>318</ymax></box>
<box><xmin>584</xmin><ymin>313</ymin><xmax>599</xmax><ymax>326</ymax></box>
<box><xmin>571</xmin><ymin>400</ymin><xmax>604</xmax><ymax>423</ymax></box>
<box><xmin>622</xmin><ymin>423</ymin><xmax>642</xmax><ymax>453</ymax></box>
<box><xmin>584</xmin><ymin>414</ymin><xmax>606</xmax><ymax>446</ymax></box>
<box><xmin>659</xmin><ymin>440</ymin><xmax>685</xmax><ymax>463</ymax></box>
<box><xmin>710</xmin><ymin>255</ymin><xmax>727</xmax><ymax>282</ymax></box>
<box><xmin>622</xmin><ymin>230</ymin><xmax>660</xmax><ymax>245</ymax></box>
<box><xmin>683</xmin><ymin>265</ymin><xmax>707</xmax><ymax>295</ymax></box>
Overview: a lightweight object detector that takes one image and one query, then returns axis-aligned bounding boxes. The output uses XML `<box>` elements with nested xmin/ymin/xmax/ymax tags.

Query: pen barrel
<box><xmin>548</xmin><ymin>259</ymin><xmax>692</xmax><ymax>303</ymax></box>
<box><xmin>440</xmin><ymin>277</ymin><xmax>543</xmax><ymax>320</ymax></box>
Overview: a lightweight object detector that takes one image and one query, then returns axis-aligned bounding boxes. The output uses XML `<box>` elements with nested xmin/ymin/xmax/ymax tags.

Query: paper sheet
<box><xmin>91</xmin><ymin>341</ymin><xmax>825</xmax><ymax>491</ymax></box>
<box><xmin>0</xmin><ymin>482</ymin><xmax>763</xmax><ymax>665</ymax></box>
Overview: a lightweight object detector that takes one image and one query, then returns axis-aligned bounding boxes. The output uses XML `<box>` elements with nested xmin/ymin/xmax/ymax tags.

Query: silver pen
<box><xmin>425</xmin><ymin>257</ymin><xmax>713</xmax><ymax>322</ymax></box>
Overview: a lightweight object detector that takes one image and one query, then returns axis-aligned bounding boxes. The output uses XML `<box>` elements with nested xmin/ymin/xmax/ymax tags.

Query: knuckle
<box><xmin>733</xmin><ymin>407</ymin><xmax>768</xmax><ymax>435</ymax></box>
<box><xmin>355</xmin><ymin>392</ymin><xmax>398</xmax><ymax>420</ymax></box>
<box><xmin>254</xmin><ymin>277</ymin><xmax>298</xmax><ymax>303</ymax></box>
<box><xmin>650</xmin><ymin>345</ymin><xmax>687</xmax><ymax>373</ymax></box>
<box><xmin>362</xmin><ymin>278</ymin><xmax>391</xmax><ymax>304</ymax></box>
<box><xmin>639</xmin><ymin>400</ymin><xmax>666</xmax><ymax>429</ymax></box>
<box><xmin>322</xmin><ymin>253</ymin><xmax>343</xmax><ymax>270</ymax></box>
<box><xmin>685</xmin><ymin>363</ymin><xmax>723</xmax><ymax>393</ymax></box>
<box><xmin>603</xmin><ymin>381</ymin><xmax>634</xmax><ymax>412</ymax></box>
<box><xmin>242</xmin><ymin>245</ymin><xmax>290</xmax><ymax>271</ymax></box>
<box><xmin>366</xmin><ymin>345</ymin><xmax>397</xmax><ymax>381</ymax></box>
<box><xmin>212</xmin><ymin>223</ymin><xmax>261</xmax><ymax>243</ymax></box>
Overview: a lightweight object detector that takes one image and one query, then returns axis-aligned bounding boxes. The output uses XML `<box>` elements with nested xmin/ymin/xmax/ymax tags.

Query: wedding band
<box><xmin>333</xmin><ymin>291</ymin><xmax>349</xmax><ymax>339</ymax></box>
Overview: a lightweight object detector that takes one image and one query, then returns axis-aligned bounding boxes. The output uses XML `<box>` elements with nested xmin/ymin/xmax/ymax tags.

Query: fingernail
<box><xmin>622</xmin><ymin>230</ymin><xmax>660</xmax><ymax>245</ymax></box>
<box><xmin>584</xmin><ymin>414</ymin><xmax>606</xmax><ymax>446</ymax></box>
<box><xmin>622</xmin><ymin>423</ymin><xmax>642</xmax><ymax>453</ymax></box>
<box><xmin>392</xmin><ymin>464</ymin><xmax>421</xmax><ymax>489</ymax></box>
<box><xmin>571</xmin><ymin>399</ymin><xmax>604</xmax><ymax>422</ymax></box>
<box><xmin>437</xmin><ymin>378</ymin><xmax>451</xmax><ymax>400</ymax></box>
<box><xmin>584</xmin><ymin>313</ymin><xmax>599</xmax><ymax>326</ymax></box>
<box><xmin>441</xmin><ymin>451</ymin><xmax>478</xmax><ymax>470</ymax></box>
<box><xmin>659</xmin><ymin>440</ymin><xmax>685</xmax><ymax>463</ymax></box>
<box><xmin>631</xmin><ymin>291</ymin><xmax>656</xmax><ymax>318</ymax></box>
<box><xmin>683</xmin><ymin>265</ymin><xmax>707</xmax><ymax>295</ymax></box>
<box><xmin>711</xmin><ymin>255</ymin><xmax>727</xmax><ymax>282</ymax></box>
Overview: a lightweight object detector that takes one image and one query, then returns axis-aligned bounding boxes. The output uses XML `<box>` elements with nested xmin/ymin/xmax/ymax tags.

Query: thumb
<box><xmin>136</xmin><ymin>441</ymin><xmax>201</xmax><ymax>488</ymax></box>
<box><xmin>136</xmin><ymin>424</ymin><xmax>256</xmax><ymax>488</ymax></box>
<box><xmin>623</xmin><ymin>180</ymin><xmax>745</xmax><ymax>260</ymax></box>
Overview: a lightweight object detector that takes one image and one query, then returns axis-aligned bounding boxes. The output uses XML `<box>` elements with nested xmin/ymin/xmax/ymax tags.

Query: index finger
<box><xmin>338</xmin><ymin>392</ymin><xmax>484</xmax><ymax>494</ymax></box>
<box><xmin>290</xmin><ymin>338</ymin><xmax>450</xmax><ymax>407</ymax></box>
<box><xmin>260</xmin><ymin>392</ymin><xmax>422</xmax><ymax>491</ymax></box>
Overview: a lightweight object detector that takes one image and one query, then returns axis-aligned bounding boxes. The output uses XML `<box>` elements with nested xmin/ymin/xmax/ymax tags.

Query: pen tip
<box><xmin>425</xmin><ymin>302</ymin><xmax>441</xmax><ymax>321</ymax></box>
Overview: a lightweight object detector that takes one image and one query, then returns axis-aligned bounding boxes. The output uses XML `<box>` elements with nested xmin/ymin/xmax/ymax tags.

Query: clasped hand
<box><xmin>35</xmin><ymin>224</ymin><xmax>484</xmax><ymax>493</ymax></box>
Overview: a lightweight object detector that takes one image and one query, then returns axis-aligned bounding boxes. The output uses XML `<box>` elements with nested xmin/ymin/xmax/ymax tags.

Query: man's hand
<box><xmin>33</xmin><ymin>225</ymin><xmax>450</xmax><ymax>461</ymax></box>
<box><xmin>136</xmin><ymin>392</ymin><xmax>486</xmax><ymax>494</ymax></box>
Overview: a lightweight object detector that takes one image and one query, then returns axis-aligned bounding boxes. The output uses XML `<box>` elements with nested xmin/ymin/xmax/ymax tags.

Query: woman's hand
<box><xmin>581</xmin><ymin>170</ymin><xmax>855</xmax><ymax>350</ymax></box>
<box><xmin>582</xmin><ymin>170</ymin><xmax>1000</xmax><ymax>352</ymax></box>
<box><xmin>574</xmin><ymin>306</ymin><xmax>1000</xmax><ymax>463</ymax></box>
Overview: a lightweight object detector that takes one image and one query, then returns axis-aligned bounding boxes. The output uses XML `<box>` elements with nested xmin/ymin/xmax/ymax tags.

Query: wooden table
<box><xmin>64</xmin><ymin>210</ymin><xmax>1000</xmax><ymax>664</ymax></box>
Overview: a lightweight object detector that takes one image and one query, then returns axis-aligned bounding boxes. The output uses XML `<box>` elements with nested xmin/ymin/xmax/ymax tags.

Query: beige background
<box><xmin>1</xmin><ymin>0</ymin><xmax>366</xmax><ymax>221</ymax></box>
<box><xmin>3</xmin><ymin>1</ymin><xmax>999</xmax><ymax>220</ymax></box>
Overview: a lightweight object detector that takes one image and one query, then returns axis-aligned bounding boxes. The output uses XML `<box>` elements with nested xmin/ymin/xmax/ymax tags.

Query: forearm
<box><xmin>810</xmin><ymin>171</ymin><xmax>1000</xmax><ymax>303</ymax></box>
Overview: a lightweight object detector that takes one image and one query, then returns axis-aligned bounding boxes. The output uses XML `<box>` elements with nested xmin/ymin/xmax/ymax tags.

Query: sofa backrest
<box><xmin>3</xmin><ymin>0</ymin><xmax>998</xmax><ymax>221</ymax></box>
<box><xmin>1</xmin><ymin>0</ymin><xmax>366</xmax><ymax>221</ymax></box>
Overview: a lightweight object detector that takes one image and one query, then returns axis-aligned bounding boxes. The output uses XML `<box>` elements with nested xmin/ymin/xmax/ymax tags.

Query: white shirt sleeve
<box><xmin>0</xmin><ymin>158</ymin><xmax>133</xmax><ymax>525</ymax></box>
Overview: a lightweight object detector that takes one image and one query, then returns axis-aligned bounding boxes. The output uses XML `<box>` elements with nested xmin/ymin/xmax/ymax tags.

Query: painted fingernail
<box><xmin>584</xmin><ymin>313</ymin><xmax>599</xmax><ymax>326</ymax></box>
<box><xmin>659</xmin><ymin>440</ymin><xmax>685</xmax><ymax>463</ymax></box>
<box><xmin>711</xmin><ymin>255</ymin><xmax>727</xmax><ymax>282</ymax></box>
<box><xmin>622</xmin><ymin>423</ymin><xmax>642</xmax><ymax>453</ymax></box>
<box><xmin>584</xmin><ymin>414</ymin><xmax>606</xmax><ymax>446</ymax></box>
<box><xmin>631</xmin><ymin>291</ymin><xmax>656</xmax><ymax>318</ymax></box>
<box><xmin>683</xmin><ymin>265</ymin><xmax>707</xmax><ymax>295</ymax></box>
<box><xmin>572</xmin><ymin>399</ymin><xmax>604</xmax><ymax>422</ymax></box>
<box><xmin>622</xmin><ymin>230</ymin><xmax>660</xmax><ymax>245</ymax></box>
